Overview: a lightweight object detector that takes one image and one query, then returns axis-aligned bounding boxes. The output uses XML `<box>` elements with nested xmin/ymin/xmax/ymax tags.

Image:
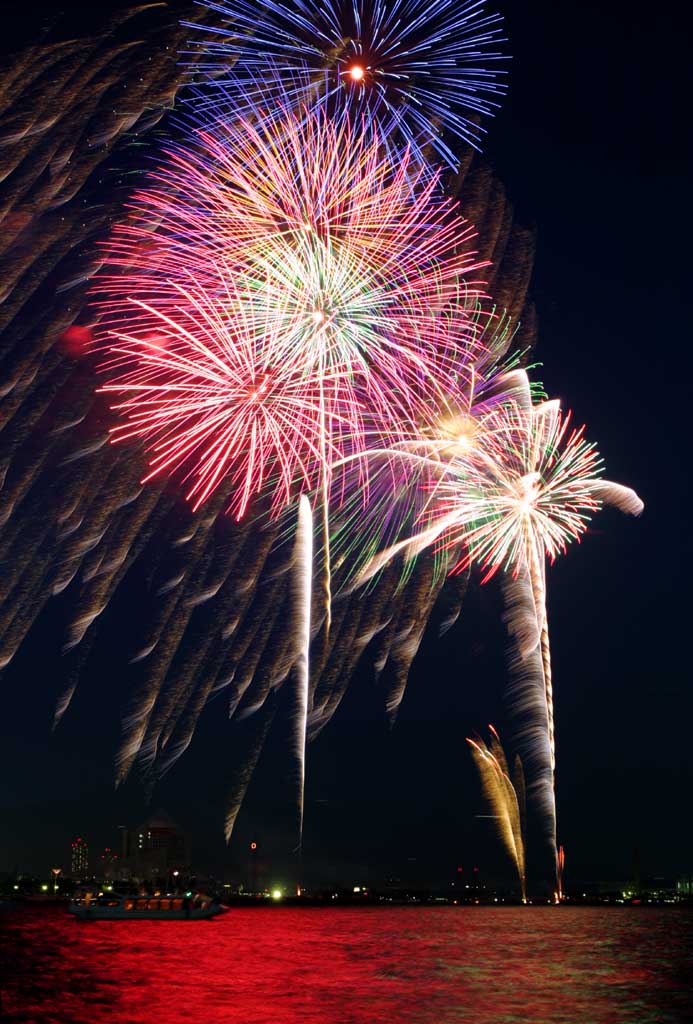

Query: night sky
<box><xmin>1</xmin><ymin>2</ymin><xmax>690</xmax><ymax>889</ymax></box>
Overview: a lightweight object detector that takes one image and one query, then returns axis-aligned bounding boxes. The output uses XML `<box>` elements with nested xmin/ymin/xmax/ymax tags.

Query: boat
<box><xmin>68</xmin><ymin>892</ymin><xmax>228</xmax><ymax>920</ymax></box>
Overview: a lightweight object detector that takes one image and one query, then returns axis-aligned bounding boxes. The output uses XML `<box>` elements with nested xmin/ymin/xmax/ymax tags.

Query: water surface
<box><xmin>3</xmin><ymin>906</ymin><xmax>692</xmax><ymax>1023</ymax></box>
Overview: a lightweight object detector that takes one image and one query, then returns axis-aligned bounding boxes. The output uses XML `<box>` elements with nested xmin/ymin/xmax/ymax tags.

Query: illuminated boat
<box><xmin>68</xmin><ymin>893</ymin><xmax>228</xmax><ymax>920</ymax></box>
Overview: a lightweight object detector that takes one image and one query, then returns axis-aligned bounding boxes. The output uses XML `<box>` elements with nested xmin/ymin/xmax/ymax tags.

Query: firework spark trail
<box><xmin>115</xmin><ymin>525</ymin><xmax>223</xmax><ymax>784</ymax></box>
<box><xmin>223</xmin><ymin>696</ymin><xmax>276</xmax><ymax>847</ymax></box>
<box><xmin>136</xmin><ymin>519</ymin><xmax>258</xmax><ymax>746</ymax></box>
<box><xmin>0</xmin><ymin>5</ymin><xmax>215</xmax><ymax>681</ymax></box>
<box><xmin>307</xmin><ymin>598</ymin><xmax>350</xmax><ymax>730</ymax></box>
<box><xmin>0</xmin><ymin>434</ymin><xmax>60</xmax><ymax>531</ymax></box>
<box><xmin>501</xmin><ymin>566</ymin><xmax>556</xmax><ymax>859</ymax></box>
<box><xmin>335</xmin><ymin>369</ymin><xmax>642</xmax><ymax>878</ymax></box>
<box><xmin>52</xmin><ymin>625</ymin><xmax>102</xmax><ymax>731</ymax></box>
<box><xmin>467</xmin><ymin>727</ymin><xmax>526</xmax><ymax>901</ymax></box>
<box><xmin>149</xmin><ymin>587</ymin><xmax>274</xmax><ymax>782</ymax></box>
<box><xmin>224</xmin><ymin>696</ymin><xmax>277</xmax><ymax>844</ymax></box>
<box><xmin>143</xmin><ymin>525</ymin><xmax>281</xmax><ymax>782</ymax></box>
<box><xmin>525</xmin><ymin>537</ymin><xmax>555</xmax><ymax>770</ymax></box>
<box><xmin>302</xmin><ymin>584</ymin><xmax>353</xmax><ymax>735</ymax></box>
<box><xmin>376</xmin><ymin>555</ymin><xmax>447</xmax><ymax>722</ymax></box>
<box><xmin>292</xmin><ymin>496</ymin><xmax>312</xmax><ymax>846</ymax></box>
<box><xmin>0</xmin><ymin>8</ymin><xmax>542</xmax><ymax>835</ymax></box>
<box><xmin>253</xmin><ymin>558</ymin><xmax>311</xmax><ymax>697</ymax></box>
<box><xmin>310</xmin><ymin>590</ymin><xmax>370</xmax><ymax>735</ymax></box>
<box><xmin>186</xmin><ymin>0</ymin><xmax>507</xmax><ymax>165</ymax></box>
<box><xmin>0</xmin><ymin>516</ymin><xmax>56</xmax><ymax>668</ymax></box>
<box><xmin>557</xmin><ymin>844</ymin><xmax>565</xmax><ymax>902</ymax></box>
<box><xmin>62</xmin><ymin>484</ymin><xmax>170</xmax><ymax>651</ymax></box>
<box><xmin>224</xmin><ymin>575</ymin><xmax>289</xmax><ymax>719</ymax></box>
<box><xmin>153</xmin><ymin>529</ymin><xmax>267</xmax><ymax>743</ymax></box>
<box><xmin>153</xmin><ymin>579</ymin><xmax>286</xmax><ymax>781</ymax></box>
<box><xmin>47</xmin><ymin>458</ymin><xmax>137</xmax><ymax>596</ymax></box>
<box><xmin>437</xmin><ymin>567</ymin><xmax>471</xmax><ymax>635</ymax></box>
<box><xmin>0</xmin><ymin>441</ymin><xmax>138</xmax><ymax>669</ymax></box>
<box><xmin>0</xmin><ymin>360</ymin><xmax>73</xmax><ymax>448</ymax></box>
<box><xmin>452</xmin><ymin>395</ymin><xmax>644</xmax><ymax>769</ymax></box>
<box><xmin>127</xmin><ymin>507</ymin><xmax>226</xmax><ymax>666</ymax></box>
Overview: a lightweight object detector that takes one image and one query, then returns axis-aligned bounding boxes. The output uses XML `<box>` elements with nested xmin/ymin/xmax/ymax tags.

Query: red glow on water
<box><xmin>3</xmin><ymin>906</ymin><xmax>691</xmax><ymax>1024</ymax></box>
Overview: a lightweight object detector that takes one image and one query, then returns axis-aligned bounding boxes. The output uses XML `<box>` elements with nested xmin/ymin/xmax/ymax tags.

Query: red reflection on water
<box><xmin>3</xmin><ymin>907</ymin><xmax>692</xmax><ymax>1024</ymax></box>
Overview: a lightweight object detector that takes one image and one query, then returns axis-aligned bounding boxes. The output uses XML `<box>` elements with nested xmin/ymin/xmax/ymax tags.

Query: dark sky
<box><xmin>1</xmin><ymin>1</ymin><xmax>690</xmax><ymax>891</ymax></box>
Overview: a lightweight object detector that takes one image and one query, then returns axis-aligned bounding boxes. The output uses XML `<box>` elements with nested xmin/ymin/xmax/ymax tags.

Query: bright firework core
<box><xmin>348</xmin><ymin>64</ymin><xmax>366</xmax><ymax>82</ymax></box>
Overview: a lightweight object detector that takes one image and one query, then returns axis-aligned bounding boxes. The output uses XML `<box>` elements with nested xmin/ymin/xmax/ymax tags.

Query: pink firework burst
<box><xmin>98</xmin><ymin>278</ymin><xmax>355</xmax><ymax>518</ymax></box>
<box><xmin>94</xmin><ymin>103</ymin><xmax>488</xmax><ymax>517</ymax></box>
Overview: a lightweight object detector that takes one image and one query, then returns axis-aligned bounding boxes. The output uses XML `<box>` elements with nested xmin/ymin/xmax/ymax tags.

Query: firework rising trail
<box><xmin>432</xmin><ymin>393</ymin><xmax>643</xmax><ymax>766</ymax></box>
<box><xmin>557</xmin><ymin>844</ymin><xmax>565</xmax><ymax>903</ymax></box>
<box><xmin>338</xmin><ymin>369</ymin><xmax>642</xmax><ymax>878</ymax></box>
<box><xmin>501</xmin><ymin>565</ymin><xmax>556</xmax><ymax>864</ymax></box>
<box><xmin>467</xmin><ymin>726</ymin><xmax>526</xmax><ymax>901</ymax></box>
<box><xmin>186</xmin><ymin>0</ymin><xmax>507</xmax><ymax>166</ymax></box>
<box><xmin>292</xmin><ymin>495</ymin><xmax>313</xmax><ymax>848</ymax></box>
<box><xmin>454</xmin><ymin>391</ymin><xmax>641</xmax><ymax>876</ymax></box>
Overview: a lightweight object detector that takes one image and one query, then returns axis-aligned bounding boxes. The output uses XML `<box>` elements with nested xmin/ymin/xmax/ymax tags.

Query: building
<box><xmin>70</xmin><ymin>837</ymin><xmax>89</xmax><ymax>878</ymax></box>
<box><xmin>98</xmin><ymin>847</ymin><xmax>120</xmax><ymax>880</ymax></box>
<box><xmin>120</xmin><ymin>810</ymin><xmax>189</xmax><ymax>881</ymax></box>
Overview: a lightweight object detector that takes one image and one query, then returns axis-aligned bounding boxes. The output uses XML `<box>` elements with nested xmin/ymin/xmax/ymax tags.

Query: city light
<box><xmin>271</xmin><ymin>888</ymin><xmax>283</xmax><ymax>900</ymax></box>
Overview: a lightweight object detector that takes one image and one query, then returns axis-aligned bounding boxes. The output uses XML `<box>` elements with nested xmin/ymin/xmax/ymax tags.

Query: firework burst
<box><xmin>186</xmin><ymin>0</ymin><xmax>507</xmax><ymax>165</ymax></box>
<box><xmin>339</xmin><ymin>369</ymin><xmax>642</xmax><ymax>881</ymax></box>
<box><xmin>331</xmin><ymin>316</ymin><xmax>535</xmax><ymax>589</ymax></box>
<box><xmin>98</xmin><ymin>278</ymin><xmax>350</xmax><ymax>519</ymax></box>
<box><xmin>95</xmin><ymin>102</ymin><xmax>487</xmax><ymax>518</ymax></box>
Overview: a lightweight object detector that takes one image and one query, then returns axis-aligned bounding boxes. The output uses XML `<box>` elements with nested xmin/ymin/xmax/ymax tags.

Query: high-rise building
<box><xmin>120</xmin><ymin>810</ymin><xmax>189</xmax><ymax>881</ymax></box>
<box><xmin>71</xmin><ymin>837</ymin><xmax>89</xmax><ymax>878</ymax></box>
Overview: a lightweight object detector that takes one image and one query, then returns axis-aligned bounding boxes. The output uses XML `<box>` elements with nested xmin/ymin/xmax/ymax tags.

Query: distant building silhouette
<box><xmin>120</xmin><ymin>810</ymin><xmax>189</xmax><ymax>881</ymax></box>
<box><xmin>70</xmin><ymin>837</ymin><xmax>89</xmax><ymax>878</ymax></box>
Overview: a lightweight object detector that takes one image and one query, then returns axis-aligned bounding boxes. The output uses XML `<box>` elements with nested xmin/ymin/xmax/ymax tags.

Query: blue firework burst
<box><xmin>185</xmin><ymin>0</ymin><xmax>508</xmax><ymax>166</ymax></box>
